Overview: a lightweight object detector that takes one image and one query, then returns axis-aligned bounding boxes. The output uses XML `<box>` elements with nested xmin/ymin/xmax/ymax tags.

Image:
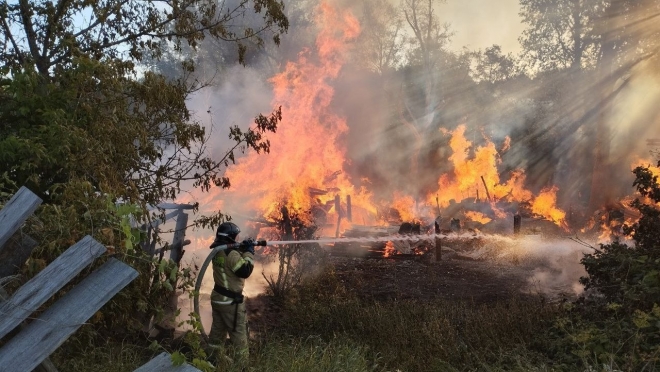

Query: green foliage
<box><xmin>470</xmin><ymin>45</ymin><xmax>519</xmax><ymax>84</ymax></box>
<box><xmin>0</xmin><ymin>63</ymin><xmax>281</xmax><ymax>211</ymax></box>
<box><xmin>519</xmin><ymin>0</ymin><xmax>603</xmax><ymax>71</ymax></box>
<box><xmin>580</xmin><ymin>162</ymin><xmax>660</xmax><ymax>310</ymax></box>
<box><xmin>0</xmin><ymin>0</ymin><xmax>287</xmax><ymax>225</ymax></box>
<box><xmin>0</xmin><ymin>0</ymin><xmax>287</xmax><ymax>353</ymax></box>
<box><xmin>0</xmin><ymin>0</ymin><xmax>288</xmax><ymax>74</ymax></box>
<box><xmin>550</xmin><ymin>162</ymin><xmax>660</xmax><ymax>370</ymax></box>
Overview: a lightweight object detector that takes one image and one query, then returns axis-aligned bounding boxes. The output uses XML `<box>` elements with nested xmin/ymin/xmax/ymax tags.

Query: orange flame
<box><xmin>184</xmin><ymin>5</ymin><xmax>575</xmax><ymax>236</ymax></box>
<box><xmin>531</xmin><ymin>186</ymin><xmax>566</xmax><ymax>226</ymax></box>
<box><xmin>390</xmin><ymin>192</ymin><xmax>416</xmax><ymax>222</ymax></box>
<box><xmin>631</xmin><ymin>158</ymin><xmax>660</xmax><ymax>179</ymax></box>
<box><xmin>215</xmin><ymin>2</ymin><xmax>380</xmax><ymax>231</ymax></box>
<box><xmin>430</xmin><ymin>125</ymin><xmax>566</xmax><ymax>227</ymax></box>
<box><xmin>384</xmin><ymin>241</ymin><xmax>396</xmax><ymax>257</ymax></box>
<box><xmin>501</xmin><ymin>136</ymin><xmax>511</xmax><ymax>152</ymax></box>
<box><xmin>464</xmin><ymin>211</ymin><xmax>492</xmax><ymax>224</ymax></box>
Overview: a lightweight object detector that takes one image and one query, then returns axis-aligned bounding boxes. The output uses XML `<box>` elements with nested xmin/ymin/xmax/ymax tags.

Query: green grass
<box><xmin>52</xmin><ymin>266</ymin><xmax>566</xmax><ymax>372</ymax></box>
<box><xmin>50</xmin><ymin>340</ymin><xmax>153</xmax><ymax>372</ymax></box>
<box><xmin>268</xmin><ymin>267</ymin><xmax>560</xmax><ymax>372</ymax></box>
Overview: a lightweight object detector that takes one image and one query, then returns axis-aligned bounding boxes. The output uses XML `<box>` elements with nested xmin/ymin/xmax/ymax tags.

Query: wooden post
<box><xmin>163</xmin><ymin>209</ymin><xmax>188</xmax><ymax>330</ymax></box>
<box><xmin>334</xmin><ymin>195</ymin><xmax>341</xmax><ymax>238</ymax></box>
<box><xmin>346</xmin><ymin>195</ymin><xmax>352</xmax><ymax>222</ymax></box>
<box><xmin>480</xmin><ymin>176</ymin><xmax>491</xmax><ymax>202</ymax></box>
<box><xmin>514</xmin><ymin>214</ymin><xmax>521</xmax><ymax>235</ymax></box>
<box><xmin>434</xmin><ymin>219</ymin><xmax>442</xmax><ymax>260</ymax></box>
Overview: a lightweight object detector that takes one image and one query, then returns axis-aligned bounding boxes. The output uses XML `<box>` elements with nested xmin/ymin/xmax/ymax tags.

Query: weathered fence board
<box><xmin>133</xmin><ymin>352</ymin><xmax>202</xmax><ymax>372</ymax></box>
<box><xmin>0</xmin><ymin>258</ymin><xmax>138</xmax><ymax>372</ymax></box>
<box><xmin>170</xmin><ymin>210</ymin><xmax>189</xmax><ymax>264</ymax></box>
<box><xmin>0</xmin><ymin>233</ymin><xmax>38</xmax><ymax>278</ymax></box>
<box><xmin>0</xmin><ymin>235</ymin><xmax>106</xmax><ymax>339</ymax></box>
<box><xmin>0</xmin><ymin>186</ymin><xmax>42</xmax><ymax>254</ymax></box>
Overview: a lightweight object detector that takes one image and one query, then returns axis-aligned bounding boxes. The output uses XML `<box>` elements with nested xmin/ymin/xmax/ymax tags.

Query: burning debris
<box><xmin>181</xmin><ymin>2</ymin><xmax>656</xmax><ymax>260</ymax></box>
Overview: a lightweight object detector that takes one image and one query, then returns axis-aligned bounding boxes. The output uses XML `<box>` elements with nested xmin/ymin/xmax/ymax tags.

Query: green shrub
<box><xmin>550</xmin><ymin>161</ymin><xmax>660</xmax><ymax>371</ymax></box>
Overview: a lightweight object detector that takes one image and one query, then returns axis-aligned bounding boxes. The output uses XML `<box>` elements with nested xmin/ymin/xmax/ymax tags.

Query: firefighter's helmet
<box><xmin>210</xmin><ymin>221</ymin><xmax>241</xmax><ymax>248</ymax></box>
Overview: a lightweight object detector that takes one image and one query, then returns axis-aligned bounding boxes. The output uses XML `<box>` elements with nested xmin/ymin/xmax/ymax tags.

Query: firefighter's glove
<box><xmin>240</xmin><ymin>239</ymin><xmax>256</xmax><ymax>255</ymax></box>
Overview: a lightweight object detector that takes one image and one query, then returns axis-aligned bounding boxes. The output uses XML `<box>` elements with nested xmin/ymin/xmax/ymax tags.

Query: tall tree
<box><xmin>470</xmin><ymin>45</ymin><xmax>519</xmax><ymax>84</ymax></box>
<box><xmin>0</xmin><ymin>0</ymin><xmax>289</xmax><ymax>346</ymax></box>
<box><xmin>0</xmin><ymin>0</ymin><xmax>288</xmax><ymax>211</ymax></box>
<box><xmin>519</xmin><ymin>0</ymin><xmax>604</xmax><ymax>71</ymax></box>
<box><xmin>354</xmin><ymin>0</ymin><xmax>405</xmax><ymax>74</ymax></box>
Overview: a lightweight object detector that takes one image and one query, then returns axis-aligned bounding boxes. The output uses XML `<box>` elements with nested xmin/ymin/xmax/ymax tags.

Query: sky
<box><xmin>439</xmin><ymin>0</ymin><xmax>524</xmax><ymax>54</ymax></box>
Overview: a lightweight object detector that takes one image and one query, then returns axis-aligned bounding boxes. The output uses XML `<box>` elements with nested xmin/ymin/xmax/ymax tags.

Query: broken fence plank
<box><xmin>133</xmin><ymin>352</ymin><xmax>202</xmax><ymax>372</ymax></box>
<box><xmin>0</xmin><ymin>288</ymin><xmax>59</xmax><ymax>372</ymax></box>
<box><xmin>0</xmin><ymin>258</ymin><xmax>138</xmax><ymax>372</ymax></box>
<box><xmin>0</xmin><ymin>186</ymin><xmax>42</xmax><ymax>254</ymax></box>
<box><xmin>0</xmin><ymin>233</ymin><xmax>38</xmax><ymax>278</ymax></box>
<box><xmin>0</xmin><ymin>235</ymin><xmax>106</xmax><ymax>339</ymax></box>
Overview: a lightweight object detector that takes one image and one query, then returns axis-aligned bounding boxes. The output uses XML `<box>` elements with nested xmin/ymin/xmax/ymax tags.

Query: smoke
<box><xmin>516</xmin><ymin>236</ymin><xmax>590</xmax><ymax>297</ymax></box>
<box><xmin>441</xmin><ymin>0</ymin><xmax>524</xmax><ymax>54</ymax></box>
<box><xmin>453</xmin><ymin>234</ymin><xmax>592</xmax><ymax>297</ymax></box>
<box><xmin>167</xmin><ymin>1</ymin><xmax>660</xmax><ymax>318</ymax></box>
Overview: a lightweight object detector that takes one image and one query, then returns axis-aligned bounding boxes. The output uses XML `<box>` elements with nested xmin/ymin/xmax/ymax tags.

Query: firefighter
<box><xmin>207</xmin><ymin>221</ymin><xmax>255</xmax><ymax>361</ymax></box>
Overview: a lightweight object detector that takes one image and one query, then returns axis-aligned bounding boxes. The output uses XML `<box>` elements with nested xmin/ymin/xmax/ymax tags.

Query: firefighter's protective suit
<box><xmin>207</xmin><ymin>222</ymin><xmax>254</xmax><ymax>361</ymax></box>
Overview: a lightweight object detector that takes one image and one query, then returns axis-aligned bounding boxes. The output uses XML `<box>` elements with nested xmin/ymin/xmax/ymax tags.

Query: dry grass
<box><xmin>51</xmin><ymin>266</ymin><xmax>566</xmax><ymax>372</ymax></box>
<box><xmin>266</xmin><ymin>267</ymin><xmax>562</xmax><ymax>372</ymax></box>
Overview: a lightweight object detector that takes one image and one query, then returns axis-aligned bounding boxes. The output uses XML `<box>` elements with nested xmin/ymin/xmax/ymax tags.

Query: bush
<box><xmin>550</xmin><ymin>161</ymin><xmax>660</xmax><ymax>370</ymax></box>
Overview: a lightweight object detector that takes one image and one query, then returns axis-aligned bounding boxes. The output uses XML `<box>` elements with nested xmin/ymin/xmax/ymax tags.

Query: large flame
<box><xmin>531</xmin><ymin>186</ymin><xmax>566</xmax><ymax>226</ymax></box>
<box><xmin>184</xmin><ymin>4</ymin><xmax>577</xmax><ymax>237</ymax></box>
<box><xmin>464</xmin><ymin>211</ymin><xmax>492</xmax><ymax>224</ymax></box>
<box><xmin>219</xmin><ymin>2</ymin><xmax>378</xmax><ymax>229</ymax></box>
<box><xmin>429</xmin><ymin>125</ymin><xmax>566</xmax><ymax>227</ymax></box>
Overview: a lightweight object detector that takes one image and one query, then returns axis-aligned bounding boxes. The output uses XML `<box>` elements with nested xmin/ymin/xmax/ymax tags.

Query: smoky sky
<box><xmin>434</xmin><ymin>0</ymin><xmax>524</xmax><ymax>53</ymax></box>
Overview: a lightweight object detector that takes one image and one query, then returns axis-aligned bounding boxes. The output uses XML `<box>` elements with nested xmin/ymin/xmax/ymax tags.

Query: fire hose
<box><xmin>193</xmin><ymin>239</ymin><xmax>267</xmax><ymax>339</ymax></box>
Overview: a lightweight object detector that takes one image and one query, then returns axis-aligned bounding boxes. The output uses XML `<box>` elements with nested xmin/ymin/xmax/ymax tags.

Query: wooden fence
<box><xmin>0</xmin><ymin>187</ymin><xmax>200</xmax><ymax>372</ymax></box>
